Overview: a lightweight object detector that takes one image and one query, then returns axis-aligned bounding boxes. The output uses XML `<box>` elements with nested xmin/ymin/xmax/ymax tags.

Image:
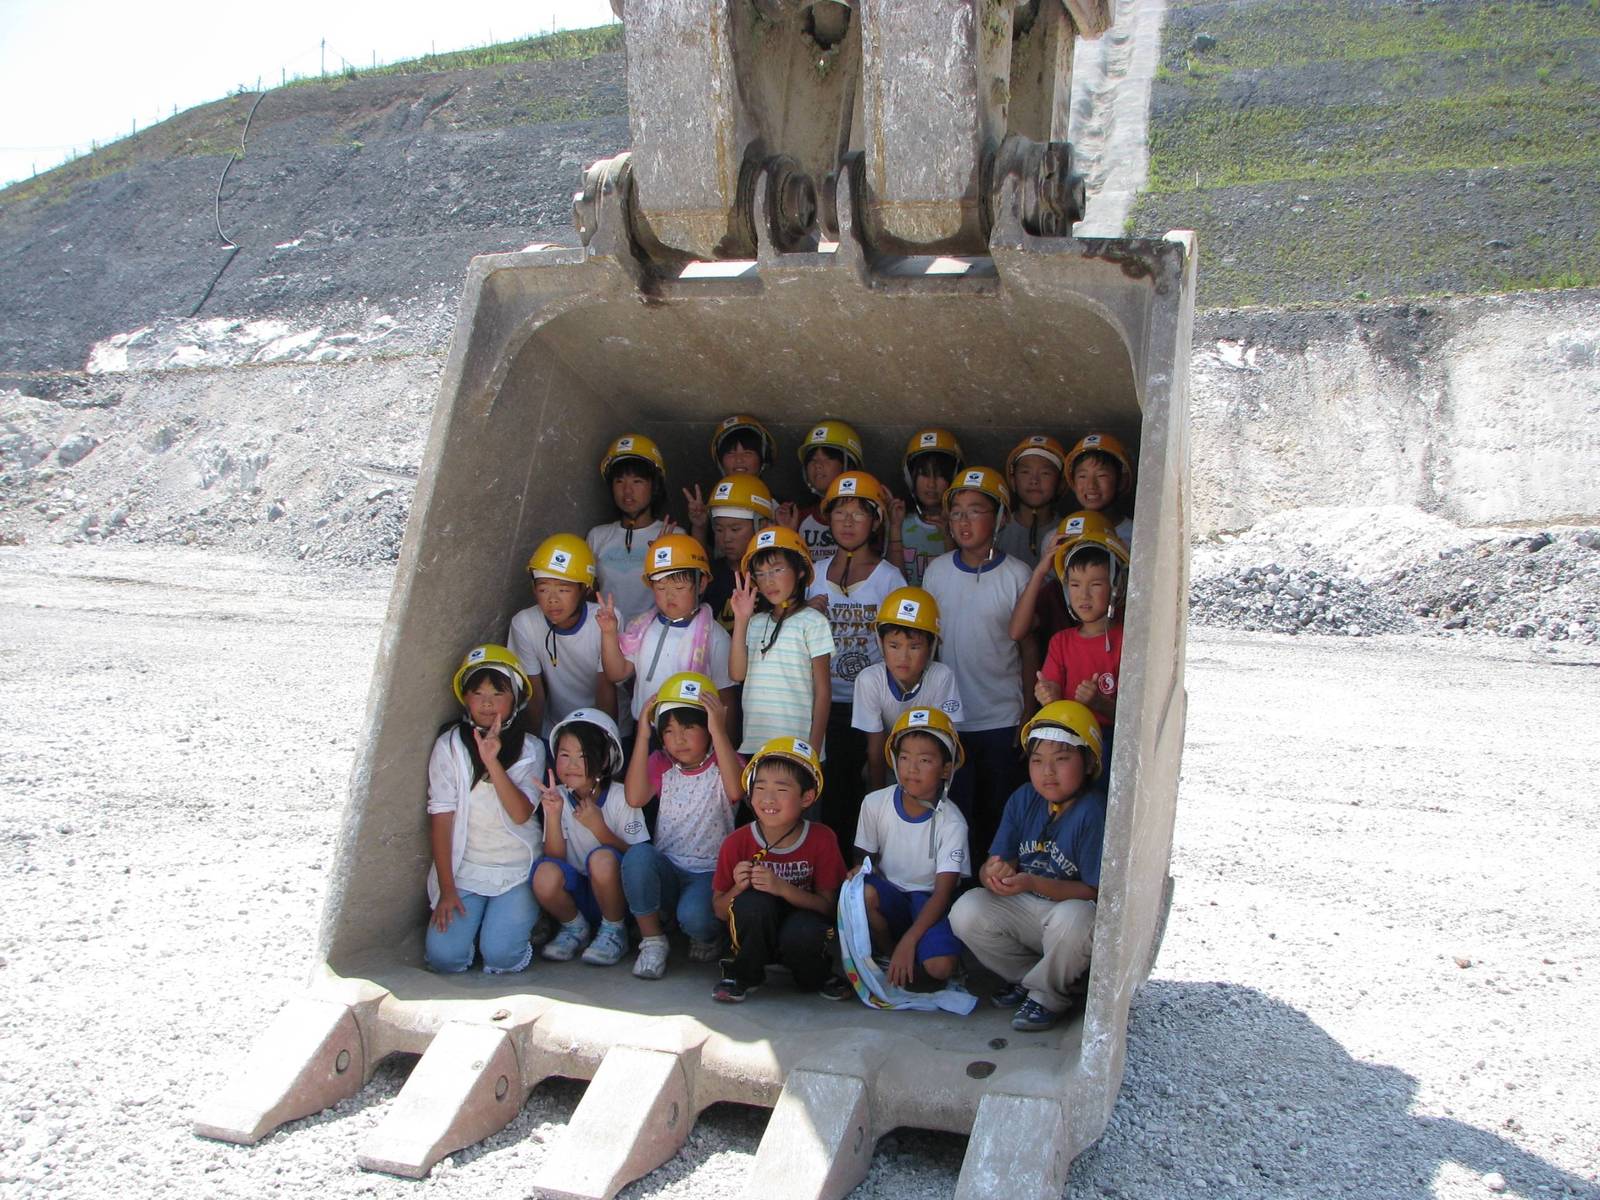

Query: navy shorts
<box><xmin>532</xmin><ymin>847</ymin><xmax>622</xmax><ymax>926</ymax></box>
<box><xmin>864</xmin><ymin>873</ymin><xmax>963</xmax><ymax>963</ymax></box>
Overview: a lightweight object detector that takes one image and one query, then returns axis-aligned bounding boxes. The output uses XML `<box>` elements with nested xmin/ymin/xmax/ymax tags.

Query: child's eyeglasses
<box><xmin>751</xmin><ymin>566</ymin><xmax>793</xmax><ymax>580</ymax></box>
<box><xmin>947</xmin><ymin>508</ymin><xmax>993</xmax><ymax>523</ymax></box>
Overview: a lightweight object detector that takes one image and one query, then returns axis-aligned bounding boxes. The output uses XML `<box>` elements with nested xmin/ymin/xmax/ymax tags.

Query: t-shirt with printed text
<box><xmin>712</xmin><ymin>821</ymin><xmax>847</xmax><ymax>897</ymax></box>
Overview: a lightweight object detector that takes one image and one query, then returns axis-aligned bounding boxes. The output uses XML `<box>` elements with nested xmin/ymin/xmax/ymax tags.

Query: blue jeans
<box><xmin>621</xmin><ymin>842</ymin><xmax>721</xmax><ymax>943</ymax></box>
<box><xmin>425</xmin><ymin>885</ymin><xmax>539</xmax><ymax>973</ymax></box>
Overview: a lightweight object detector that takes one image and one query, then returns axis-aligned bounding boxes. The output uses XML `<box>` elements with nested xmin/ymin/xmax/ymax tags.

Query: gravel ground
<box><xmin>1</xmin><ymin>544</ymin><xmax>1596</xmax><ymax>1198</ymax></box>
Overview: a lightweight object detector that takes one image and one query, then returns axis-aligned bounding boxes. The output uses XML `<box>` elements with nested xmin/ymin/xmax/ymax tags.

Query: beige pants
<box><xmin>950</xmin><ymin>889</ymin><xmax>1095</xmax><ymax>1011</ymax></box>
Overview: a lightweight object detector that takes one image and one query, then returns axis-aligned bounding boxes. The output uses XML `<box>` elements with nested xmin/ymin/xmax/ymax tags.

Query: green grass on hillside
<box><xmin>286</xmin><ymin>23</ymin><xmax>623</xmax><ymax>88</ymax></box>
<box><xmin>1138</xmin><ymin>0</ymin><xmax>1600</xmax><ymax>306</ymax></box>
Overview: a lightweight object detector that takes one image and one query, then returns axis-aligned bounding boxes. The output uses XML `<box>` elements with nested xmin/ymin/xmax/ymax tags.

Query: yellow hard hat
<box><xmin>742</xmin><ymin>735</ymin><xmax>825</xmax><ymax>800</ymax></box>
<box><xmin>1005</xmin><ymin>433</ymin><xmax>1069</xmax><ymax>479</ymax></box>
<box><xmin>942</xmin><ymin>465</ymin><xmax>1012</xmax><ymax>518</ymax></box>
<box><xmin>708</xmin><ymin>474</ymin><xmax>776</xmax><ymax>522</ymax></box>
<box><xmin>1067</xmin><ymin>432</ymin><xmax>1135</xmax><ymax>496</ymax></box>
<box><xmin>642</xmin><ymin>533</ymin><xmax>712</xmax><ymax>581</ymax></box>
<box><xmin>797</xmin><ymin>419</ymin><xmax>863</xmax><ymax>470</ymax></box>
<box><xmin>902</xmin><ymin>427</ymin><xmax>965</xmax><ymax>491</ymax></box>
<box><xmin>1020</xmin><ymin>700</ymin><xmax>1104</xmax><ymax>779</ymax></box>
<box><xmin>739</xmin><ymin>525</ymin><xmax>816</xmax><ymax>593</ymax></box>
<box><xmin>526</xmin><ymin>533</ymin><xmax>597</xmax><ymax>586</ymax></box>
<box><xmin>600</xmin><ymin>432</ymin><xmax>666</xmax><ymax>479</ymax></box>
<box><xmin>451</xmin><ymin>644</ymin><xmax>532</xmax><ymax>707</ymax></box>
<box><xmin>647</xmin><ymin>671</ymin><xmax>720</xmax><ymax>726</ymax></box>
<box><xmin>875</xmin><ymin>586</ymin><xmax>941</xmax><ymax>642</ymax></box>
<box><xmin>709</xmin><ymin>414</ymin><xmax>777</xmax><ymax>469</ymax></box>
<box><xmin>821</xmin><ymin>470</ymin><xmax>889</xmax><ymax>517</ymax></box>
<box><xmin>885</xmin><ymin>706</ymin><xmax>966</xmax><ymax>773</ymax></box>
<box><xmin>1049</xmin><ymin>511</ymin><xmax>1131</xmax><ymax>581</ymax></box>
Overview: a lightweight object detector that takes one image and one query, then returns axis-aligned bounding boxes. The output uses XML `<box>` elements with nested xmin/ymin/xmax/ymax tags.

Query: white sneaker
<box><xmin>581</xmin><ymin>920</ymin><xmax>629</xmax><ymax>966</ymax></box>
<box><xmin>632</xmin><ymin>935</ymin><xmax>670</xmax><ymax>980</ymax></box>
<box><xmin>541</xmin><ymin>916</ymin><xmax>591</xmax><ymax>962</ymax></box>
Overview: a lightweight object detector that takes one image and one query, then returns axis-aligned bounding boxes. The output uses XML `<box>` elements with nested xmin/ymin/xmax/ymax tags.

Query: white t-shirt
<box><xmin>425</xmin><ymin>727</ymin><xmax>545</xmax><ymax>906</ymax></box>
<box><xmin>854</xmin><ymin>785</ymin><xmax>970</xmax><ymax>892</ymax></box>
<box><xmin>587</xmin><ymin>519</ymin><xmax>666</xmax><ymax>624</ymax></box>
<box><xmin>740</xmin><ymin>606</ymin><xmax>836</xmax><ymax>753</ymax></box>
<box><xmin>850</xmin><ymin>660</ymin><xmax>964</xmax><ymax>733</ymax></box>
<box><xmin>508</xmin><ymin>601</ymin><xmax>605</xmax><ymax>739</ymax></box>
<box><xmin>555</xmin><ymin>780</ymin><xmax>648</xmax><ymax>871</ymax></box>
<box><xmin>921</xmin><ymin>549</ymin><xmax>1032</xmax><ymax>731</ymax></box>
<box><xmin>650</xmin><ymin>750</ymin><xmax>739</xmax><ymax>873</ymax></box>
<box><xmin>625</xmin><ymin>610</ymin><xmax>734</xmax><ymax>719</ymax></box>
<box><xmin>807</xmin><ymin>558</ymin><xmax>906</xmax><ymax>704</ymax></box>
<box><xmin>455</xmin><ymin>779</ymin><xmax>534</xmax><ymax>896</ymax></box>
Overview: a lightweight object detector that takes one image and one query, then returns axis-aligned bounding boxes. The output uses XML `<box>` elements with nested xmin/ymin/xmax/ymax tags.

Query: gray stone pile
<box><xmin>1189</xmin><ymin>563</ymin><xmax>1412</xmax><ymax>637</ymax></box>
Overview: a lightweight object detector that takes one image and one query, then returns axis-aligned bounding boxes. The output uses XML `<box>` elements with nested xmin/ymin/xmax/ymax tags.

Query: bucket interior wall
<box><xmin>323</xmin><ymin>262</ymin><xmax>1151</xmax><ymax>971</ymax></box>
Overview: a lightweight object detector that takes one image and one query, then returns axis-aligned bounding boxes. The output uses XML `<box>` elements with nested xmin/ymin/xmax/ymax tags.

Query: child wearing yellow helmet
<box><xmin>808</xmin><ymin>471</ymin><xmax>909</xmax><ymax>844</ymax></box>
<box><xmin>695</xmin><ymin>474</ymin><xmax>776</xmax><ymax>633</ymax></box>
<box><xmin>996</xmin><ymin>434</ymin><xmax>1070</xmax><ymax>568</ymax></box>
<box><xmin>509</xmin><ymin>533</ymin><xmax>615</xmax><ymax>739</ymax></box>
<box><xmin>424</xmin><ymin>645</ymin><xmax>546</xmax><ymax>976</ymax></box>
<box><xmin>950</xmin><ymin>701</ymin><xmax>1105</xmax><ymax>1033</ymax></box>
<box><xmin>920</xmin><ymin>466</ymin><xmax>1036</xmax><ymax>864</ymax></box>
<box><xmin>597</xmin><ymin>533</ymin><xmax>737</xmax><ymax>728</ymax></box>
<box><xmin>852</xmin><ymin>587</ymin><xmax>965</xmax><ymax>790</ymax></box>
<box><xmin>621</xmin><ymin>674</ymin><xmax>746</xmax><ymax>980</ymax></box>
<box><xmin>775</xmin><ymin>417</ymin><xmax>863</xmax><ymax>566</ymax></box>
<box><xmin>851</xmin><ymin>708</ymin><xmax>971</xmax><ymax>988</ymax></box>
<box><xmin>710</xmin><ymin>737</ymin><xmax>848</xmax><ymax>1002</ymax></box>
<box><xmin>898</xmin><ymin>428</ymin><xmax>963</xmax><ymax>586</ymax></box>
<box><xmin>589</xmin><ymin>433</ymin><xmax>671</xmax><ymax>625</ymax></box>
<box><xmin>1066</xmin><ymin>432</ymin><xmax>1136</xmax><ymax>549</ymax></box>
<box><xmin>729</xmin><ymin>526</ymin><xmax>835</xmax><ymax>760</ymax></box>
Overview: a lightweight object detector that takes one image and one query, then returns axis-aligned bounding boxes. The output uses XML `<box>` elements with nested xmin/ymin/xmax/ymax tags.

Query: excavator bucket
<box><xmin>196</xmin><ymin>3</ymin><xmax>1193</xmax><ymax>1195</ymax></box>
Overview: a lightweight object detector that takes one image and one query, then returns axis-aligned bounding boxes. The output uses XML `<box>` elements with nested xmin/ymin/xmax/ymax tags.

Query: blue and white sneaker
<box><xmin>1011</xmin><ymin>998</ymin><xmax>1063</xmax><ymax>1032</ymax></box>
<box><xmin>989</xmin><ymin>981</ymin><xmax>1029</xmax><ymax>1009</ymax></box>
<box><xmin>581</xmin><ymin>920</ymin><xmax>629</xmax><ymax>966</ymax></box>
<box><xmin>541</xmin><ymin>915</ymin><xmax>591</xmax><ymax>962</ymax></box>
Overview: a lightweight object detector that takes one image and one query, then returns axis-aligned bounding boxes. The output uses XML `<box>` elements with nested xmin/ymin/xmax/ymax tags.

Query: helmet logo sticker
<box><xmin>550</xmin><ymin>550</ymin><xmax>571</xmax><ymax>570</ymax></box>
<box><xmin>714</xmin><ymin>482</ymin><xmax>734</xmax><ymax>500</ymax></box>
<box><xmin>757</xmin><ymin>530</ymin><xmax>777</xmax><ymax>548</ymax></box>
<box><xmin>680</xmin><ymin>679</ymin><xmax>701</xmax><ymax>699</ymax></box>
<box><xmin>909</xmin><ymin>709</ymin><xmax>930</xmax><ymax>726</ymax></box>
<box><xmin>838</xmin><ymin>477</ymin><xmax>857</xmax><ymax>494</ymax></box>
<box><xmin>895</xmin><ymin>599</ymin><xmax>921</xmax><ymax>622</ymax></box>
<box><xmin>919</xmin><ymin>432</ymin><xmax>938</xmax><ymax>447</ymax></box>
<box><xmin>616</xmin><ymin>436</ymin><xmax>635</xmax><ymax>450</ymax></box>
<box><xmin>653</xmin><ymin>546</ymin><xmax>673</xmax><ymax>567</ymax></box>
<box><xmin>467</xmin><ymin>648</ymin><xmax>485</xmax><ymax>663</ymax></box>
<box><xmin>810</xmin><ymin>427</ymin><xmax>827</xmax><ymax>442</ymax></box>
<box><xmin>792</xmin><ymin>739</ymin><xmax>813</xmax><ymax>757</ymax></box>
<box><xmin>1029</xmin><ymin>435</ymin><xmax>1048</xmax><ymax>446</ymax></box>
<box><xmin>1084</xmin><ymin>434</ymin><xmax>1103</xmax><ymax>446</ymax></box>
<box><xmin>1065</xmin><ymin>518</ymin><xmax>1085</xmax><ymax>535</ymax></box>
<box><xmin>721</xmin><ymin>416</ymin><xmax>739</xmax><ymax>430</ymax></box>
<box><xmin>962</xmin><ymin>470</ymin><xmax>984</xmax><ymax>486</ymax></box>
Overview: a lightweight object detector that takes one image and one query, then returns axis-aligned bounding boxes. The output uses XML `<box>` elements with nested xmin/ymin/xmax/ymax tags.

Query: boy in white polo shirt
<box><xmin>508</xmin><ymin>533</ymin><xmax>617</xmax><ymax>737</ymax></box>
<box><xmin>851</xmin><ymin>586</ymin><xmax>963</xmax><ymax>790</ymax></box>
<box><xmin>920</xmin><ymin>466</ymin><xmax>1033</xmax><ymax>863</ymax></box>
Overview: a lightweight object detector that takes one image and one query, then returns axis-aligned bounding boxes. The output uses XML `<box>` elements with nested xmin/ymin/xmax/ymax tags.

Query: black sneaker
<box><xmin>713</xmin><ymin>976</ymin><xmax>756</xmax><ymax>1003</ymax></box>
<box><xmin>989</xmin><ymin>981</ymin><xmax>1028</xmax><ymax>1008</ymax></box>
<box><xmin>817</xmin><ymin>974</ymin><xmax>852</xmax><ymax>1001</ymax></box>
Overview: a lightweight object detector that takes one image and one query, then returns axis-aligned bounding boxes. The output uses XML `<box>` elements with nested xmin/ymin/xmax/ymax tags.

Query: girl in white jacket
<box><xmin>425</xmin><ymin>645</ymin><xmax>546</xmax><ymax>974</ymax></box>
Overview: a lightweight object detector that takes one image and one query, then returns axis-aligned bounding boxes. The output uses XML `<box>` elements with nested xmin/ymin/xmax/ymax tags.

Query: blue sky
<box><xmin>0</xmin><ymin>0</ymin><xmax>618</xmax><ymax>188</ymax></box>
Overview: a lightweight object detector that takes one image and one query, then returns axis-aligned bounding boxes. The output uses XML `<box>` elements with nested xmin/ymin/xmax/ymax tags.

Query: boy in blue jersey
<box><xmin>949</xmin><ymin>700</ymin><xmax>1106</xmax><ymax>1032</ymax></box>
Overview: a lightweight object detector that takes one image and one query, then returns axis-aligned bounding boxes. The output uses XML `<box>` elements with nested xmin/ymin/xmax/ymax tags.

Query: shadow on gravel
<box><xmin>1071</xmin><ymin>981</ymin><xmax>1598</xmax><ymax>1198</ymax></box>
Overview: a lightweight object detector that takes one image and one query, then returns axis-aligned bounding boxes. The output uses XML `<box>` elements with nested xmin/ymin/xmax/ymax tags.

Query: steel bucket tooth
<box><xmin>531</xmin><ymin>1042</ymin><xmax>700</xmax><ymax>1200</ymax></box>
<box><xmin>955</xmin><ymin>1092</ymin><xmax>1071</xmax><ymax>1200</ymax></box>
<box><xmin>357</xmin><ymin>1019</ymin><xmax>529</xmax><ymax>1178</ymax></box>
<box><xmin>744</xmin><ymin>1066</ymin><xmax>876</xmax><ymax>1200</ymax></box>
<box><xmin>192</xmin><ymin>993</ymin><xmax>380</xmax><ymax>1144</ymax></box>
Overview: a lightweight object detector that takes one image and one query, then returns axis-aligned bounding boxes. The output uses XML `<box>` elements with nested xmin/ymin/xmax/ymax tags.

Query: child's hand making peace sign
<box><xmin>729</xmin><ymin>571</ymin><xmax>759</xmax><ymax>622</ymax></box>
<box><xmin>594</xmin><ymin>593</ymin><xmax>620</xmax><ymax>635</ymax></box>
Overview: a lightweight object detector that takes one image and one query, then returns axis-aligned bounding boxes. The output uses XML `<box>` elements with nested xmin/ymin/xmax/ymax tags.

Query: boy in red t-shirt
<box><xmin>711</xmin><ymin>736</ymin><xmax>847</xmax><ymax>1002</ymax></box>
<box><xmin>1033</xmin><ymin>514</ymin><xmax>1129</xmax><ymax>766</ymax></box>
